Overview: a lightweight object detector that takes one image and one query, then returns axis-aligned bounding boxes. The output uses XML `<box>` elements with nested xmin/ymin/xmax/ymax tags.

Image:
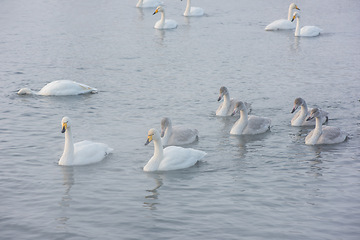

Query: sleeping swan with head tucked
<box><xmin>144</xmin><ymin>128</ymin><xmax>206</xmax><ymax>172</ymax></box>
<box><xmin>18</xmin><ymin>80</ymin><xmax>97</xmax><ymax>96</ymax></box>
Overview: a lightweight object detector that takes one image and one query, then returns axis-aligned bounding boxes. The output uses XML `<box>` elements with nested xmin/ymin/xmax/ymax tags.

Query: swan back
<box><xmin>38</xmin><ymin>80</ymin><xmax>97</xmax><ymax>96</ymax></box>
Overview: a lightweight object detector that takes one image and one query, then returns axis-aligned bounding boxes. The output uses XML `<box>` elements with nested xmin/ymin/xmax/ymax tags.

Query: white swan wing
<box><xmin>168</xmin><ymin>126</ymin><xmax>199</xmax><ymax>145</ymax></box>
<box><xmin>189</xmin><ymin>7</ymin><xmax>204</xmax><ymax>16</ymax></box>
<box><xmin>159</xmin><ymin>146</ymin><xmax>206</xmax><ymax>171</ymax></box>
<box><xmin>300</xmin><ymin>26</ymin><xmax>322</xmax><ymax>37</ymax></box>
<box><xmin>265</xmin><ymin>19</ymin><xmax>295</xmax><ymax>31</ymax></box>
<box><xmin>73</xmin><ymin>140</ymin><xmax>113</xmax><ymax>165</ymax></box>
<box><xmin>38</xmin><ymin>80</ymin><xmax>97</xmax><ymax>96</ymax></box>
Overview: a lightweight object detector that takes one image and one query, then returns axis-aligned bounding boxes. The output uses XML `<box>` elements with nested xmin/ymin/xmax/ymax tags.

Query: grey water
<box><xmin>1</xmin><ymin>0</ymin><xmax>360</xmax><ymax>239</ymax></box>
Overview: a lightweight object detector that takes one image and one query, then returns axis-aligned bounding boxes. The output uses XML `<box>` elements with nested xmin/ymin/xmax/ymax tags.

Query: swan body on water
<box><xmin>59</xmin><ymin>117</ymin><xmax>113</xmax><ymax>166</ymax></box>
<box><xmin>305</xmin><ymin>108</ymin><xmax>347</xmax><ymax>145</ymax></box>
<box><xmin>291</xmin><ymin>12</ymin><xmax>322</xmax><ymax>37</ymax></box>
<box><xmin>153</xmin><ymin>6</ymin><xmax>178</xmax><ymax>29</ymax></box>
<box><xmin>181</xmin><ymin>0</ymin><xmax>204</xmax><ymax>17</ymax></box>
<box><xmin>136</xmin><ymin>0</ymin><xmax>163</xmax><ymax>8</ymax></box>
<box><xmin>144</xmin><ymin>128</ymin><xmax>206</xmax><ymax>172</ymax></box>
<box><xmin>230</xmin><ymin>101</ymin><xmax>271</xmax><ymax>135</ymax></box>
<box><xmin>291</xmin><ymin>97</ymin><xmax>328</xmax><ymax>126</ymax></box>
<box><xmin>216</xmin><ymin>86</ymin><xmax>251</xmax><ymax>116</ymax></box>
<box><xmin>18</xmin><ymin>80</ymin><xmax>97</xmax><ymax>96</ymax></box>
<box><xmin>161</xmin><ymin>117</ymin><xmax>199</xmax><ymax>146</ymax></box>
<box><xmin>265</xmin><ymin>3</ymin><xmax>300</xmax><ymax>31</ymax></box>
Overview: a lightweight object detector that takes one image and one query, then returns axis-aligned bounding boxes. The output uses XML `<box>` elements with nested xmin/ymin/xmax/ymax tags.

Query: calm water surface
<box><xmin>1</xmin><ymin>0</ymin><xmax>360</xmax><ymax>239</ymax></box>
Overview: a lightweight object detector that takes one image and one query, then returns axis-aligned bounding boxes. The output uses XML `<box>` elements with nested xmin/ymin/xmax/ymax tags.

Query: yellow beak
<box><xmin>145</xmin><ymin>135</ymin><xmax>153</xmax><ymax>145</ymax></box>
<box><xmin>61</xmin><ymin>122</ymin><xmax>67</xmax><ymax>133</ymax></box>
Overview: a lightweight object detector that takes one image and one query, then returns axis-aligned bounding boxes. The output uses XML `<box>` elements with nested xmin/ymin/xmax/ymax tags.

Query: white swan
<box><xmin>153</xmin><ymin>6</ymin><xmax>178</xmax><ymax>29</ymax></box>
<box><xmin>265</xmin><ymin>3</ymin><xmax>300</xmax><ymax>30</ymax></box>
<box><xmin>230</xmin><ymin>101</ymin><xmax>271</xmax><ymax>135</ymax></box>
<box><xmin>160</xmin><ymin>117</ymin><xmax>199</xmax><ymax>146</ymax></box>
<box><xmin>136</xmin><ymin>0</ymin><xmax>163</xmax><ymax>8</ymax></box>
<box><xmin>291</xmin><ymin>12</ymin><xmax>322</xmax><ymax>37</ymax></box>
<box><xmin>216</xmin><ymin>86</ymin><xmax>251</xmax><ymax>116</ymax></box>
<box><xmin>181</xmin><ymin>0</ymin><xmax>204</xmax><ymax>17</ymax></box>
<box><xmin>59</xmin><ymin>117</ymin><xmax>113</xmax><ymax>166</ymax></box>
<box><xmin>18</xmin><ymin>80</ymin><xmax>97</xmax><ymax>96</ymax></box>
<box><xmin>305</xmin><ymin>108</ymin><xmax>347</xmax><ymax>145</ymax></box>
<box><xmin>144</xmin><ymin>128</ymin><xmax>206</xmax><ymax>172</ymax></box>
<box><xmin>291</xmin><ymin>97</ymin><xmax>328</xmax><ymax>126</ymax></box>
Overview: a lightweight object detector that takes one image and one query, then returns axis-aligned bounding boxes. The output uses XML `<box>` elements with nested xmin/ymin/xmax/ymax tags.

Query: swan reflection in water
<box><xmin>143</xmin><ymin>172</ymin><xmax>163</xmax><ymax>210</ymax></box>
<box><xmin>56</xmin><ymin>166</ymin><xmax>75</xmax><ymax>229</ymax></box>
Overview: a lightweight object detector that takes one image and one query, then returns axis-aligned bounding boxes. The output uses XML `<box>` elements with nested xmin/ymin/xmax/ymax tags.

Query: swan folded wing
<box><xmin>318</xmin><ymin>126</ymin><xmax>347</xmax><ymax>144</ymax></box>
<box><xmin>38</xmin><ymin>80</ymin><xmax>97</xmax><ymax>95</ymax></box>
<box><xmin>244</xmin><ymin>116</ymin><xmax>271</xmax><ymax>134</ymax></box>
<box><xmin>159</xmin><ymin>146</ymin><xmax>205</xmax><ymax>171</ymax></box>
<box><xmin>265</xmin><ymin>19</ymin><xmax>294</xmax><ymax>30</ymax></box>
<box><xmin>300</xmin><ymin>26</ymin><xmax>322</xmax><ymax>37</ymax></box>
<box><xmin>73</xmin><ymin>140</ymin><xmax>112</xmax><ymax>165</ymax></box>
<box><xmin>170</xmin><ymin>126</ymin><xmax>199</xmax><ymax>144</ymax></box>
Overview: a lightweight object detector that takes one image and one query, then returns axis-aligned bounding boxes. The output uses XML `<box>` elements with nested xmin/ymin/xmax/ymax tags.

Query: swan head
<box><xmin>291</xmin><ymin>12</ymin><xmax>300</xmax><ymax>22</ymax></box>
<box><xmin>153</xmin><ymin>6</ymin><xmax>164</xmax><ymax>15</ymax></box>
<box><xmin>306</xmin><ymin>108</ymin><xmax>321</xmax><ymax>121</ymax></box>
<box><xmin>231</xmin><ymin>101</ymin><xmax>246</xmax><ymax>116</ymax></box>
<box><xmin>145</xmin><ymin>128</ymin><xmax>161</xmax><ymax>146</ymax></box>
<box><xmin>61</xmin><ymin>116</ymin><xmax>72</xmax><ymax>133</ymax></box>
<box><xmin>17</xmin><ymin>88</ymin><xmax>34</xmax><ymax>95</ymax></box>
<box><xmin>291</xmin><ymin>97</ymin><xmax>305</xmax><ymax>113</ymax></box>
<box><xmin>218</xmin><ymin>86</ymin><xmax>229</xmax><ymax>101</ymax></box>
<box><xmin>160</xmin><ymin>117</ymin><xmax>171</xmax><ymax>137</ymax></box>
<box><xmin>290</xmin><ymin>3</ymin><xmax>300</xmax><ymax>11</ymax></box>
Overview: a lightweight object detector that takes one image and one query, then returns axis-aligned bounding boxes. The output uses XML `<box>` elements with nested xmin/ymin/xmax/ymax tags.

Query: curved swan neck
<box><xmin>153</xmin><ymin>138</ymin><xmax>164</xmax><ymax>158</ymax></box>
<box><xmin>295</xmin><ymin>16</ymin><xmax>300</xmax><ymax>36</ymax></box>
<box><xmin>136</xmin><ymin>0</ymin><xmax>143</xmax><ymax>7</ymax></box>
<box><xmin>223</xmin><ymin>92</ymin><xmax>231</xmax><ymax>108</ymax></box>
<box><xmin>159</xmin><ymin>10</ymin><xmax>165</xmax><ymax>27</ymax></box>
<box><xmin>60</xmin><ymin>128</ymin><xmax>75</xmax><ymax>165</ymax></box>
<box><xmin>184</xmin><ymin>0</ymin><xmax>191</xmax><ymax>15</ymax></box>
<box><xmin>161</xmin><ymin>126</ymin><xmax>172</xmax><ymax>145</ymax></box>
<box><xmin>314</xmin><ymin>116</ymin><xmax>323</xmax><ymax>134</ymax></box>
<box><xmin>287</xmin><ymin>5</ymin><xmax>293</xmax><ymax>21</ymax></box>
<box><xmin>231</xmin><ymin>109</ymin><xmax>248</xmax><ymax>134</ymax></box>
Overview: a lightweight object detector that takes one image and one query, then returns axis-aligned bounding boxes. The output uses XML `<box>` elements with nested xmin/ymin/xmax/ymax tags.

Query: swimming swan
<box><xmin>291</xmin><ymin>12</ymin><xmax>322</xmax><ymax>37</ymax></box>
<box><xmin>59</xmin><ymin>117</ymin><xmax>113</xmax><ymax>166</ymax></box>
<box><xmin>153</xmin><ymin>6</ymin><xmax>178</xmax><ymax>29</ymax></box>
<box><xmin>305</xmin><ymin>108</ymin><xmax>347</xmax><ymax>145</ymax></box>
<box><xmin>144</xmin><ymin>128</ymin><xmax>206</xmax><ymax>172</ymax></box>
<box><xmin>265</xmin><ymin>3</ymin><xmax>300</xmax><ymax>30</ymax></box>
<box><xmin>160</xmin><ymin>117</ymin><xmax>199</xmax><ymax>146</ymax></box>
<box><xmin>181</xmin><ymin>0</ymin><xmax>204</xmax><ymax>17</ymax></box>
<box><xmin>136</xmin><ymin>0</ymin><xmax>163</xmax><ymax>8</ymax></box>
<box><xmin>216</xmin><ymin>86</ymin><xmax>251</xmax><ymax>116</ymax></box>
<box><xmin>291</xmin><ymin>97</ymin><xmax>328</xmax><ymax>126</ymax></box>
<box><xmin>18</xmin><ymin>80</ymin><xmax>98</xmax><ymax>96</ymax></box>
<box><xmin>230</xmin><ymin>101</ymin><xmax>271</xmax><ymax>135</ymax></box>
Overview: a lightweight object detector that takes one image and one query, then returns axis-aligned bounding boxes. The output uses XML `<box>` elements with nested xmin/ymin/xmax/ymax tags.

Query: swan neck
<box><xmin>160</xmin><ymin>10</ymin><xmax>165</xmax><ymax>25</ymax></box>
<box><xmin>161</xmin><ymin>127</ymin><xmax>172</xmax><ymax>146</ymax></box>
<box><xmin>231</xmin><ymin>110</ymin><xmax>248</xmax><ymax>134</ymax></box>
<box><xmin>295</xmin><ymin>17</ymin><xmax>300</xmax><ymax>36</ymax></box>
<box><xmin>136</xmin><ymin>0</ymin><xmax>143</xmax><ymax>7</ymax></box>
<box><xmin>185</xmin><ymin>0</ymin><xmax>191</xmax><ymax>15</ymax></box>
<box><xmin>287</xmin><ymin>5</ymin><xmax>293</xmax><ymax>21</ymax></box>
<box><xmin>153</xmin><ymin>138</ymin><xmax>164</xmax><ymax>159</ymax></box>
<box><xmin>314</xmin><ymin>116</ymin><xmax>322</xmax><ymax>134</ymax></box>
<box><xmin>223</xmin><ymin>93</ymin><xmax>231</xmax><ymax>108</ymax></box>
<box><xmin>60</xmin><ymin>128</ymin><xmax>75</xmax><ymax>165</ymax></box>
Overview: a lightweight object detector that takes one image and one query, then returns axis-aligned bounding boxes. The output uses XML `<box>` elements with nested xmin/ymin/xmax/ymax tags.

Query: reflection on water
<box><xmin>56</xmin><ymin>166</ymin><xmax>75</xmax><ymax>229</ymax></box>
<box><xmin>143</xmin><ymin>173</ymin><xmax>163</xmax><ymax>210</ymax></box>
